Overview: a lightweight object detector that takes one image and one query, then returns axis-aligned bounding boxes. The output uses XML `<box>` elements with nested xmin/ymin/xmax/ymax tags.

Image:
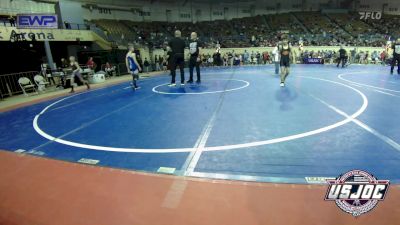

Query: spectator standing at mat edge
<box><xmin>391</xmin><ymin>38</ymin><xmax>400</xmax><ymax>75</ymax></box>
<box><xmin>57</xmin><ymin>58</ymin><xmax>69</xmax><ymax>87</ymax></box>
<box><xmin>272</xmin><ymin>46</ymin><xmax>280</xmax><ymax>74</ymax></box>
<box><xmin>143</xmin><ymin>58</ymin><xmax>150</xmax><ymax>73</ymax></box>
<box><xmin>337</xmin><ymin>46</ymin><xmax>347</xmax><ymax>68</ymax></box>
<box><xmin>350</xmin><ymin>48</ymin><xmax>356</xmax><ymax>64</ymax></box>
<box><xmin>154</xmin><ymin>55</ymin><xmax>161</xmax><ymax>71</ymax></box>
<box><xmin>168</xmin><ymin>30</ymin><xmax>186</xmax><ymax>86</ymax></box>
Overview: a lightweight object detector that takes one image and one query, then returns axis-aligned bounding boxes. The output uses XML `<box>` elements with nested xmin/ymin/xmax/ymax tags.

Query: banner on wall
<box><xmin>304</xmin><ymin>58</ymin><xmax>324</xmax><ymax>64</ymax></box>
<box><xmin>0</xmin><ymin>27</ymin><xmax>95</xmax><ymax>42</ymax></box>
<box><xmin>17</xmin><ymin>14</ymin><xmax>58</xmax><ymax>29</ymax></box>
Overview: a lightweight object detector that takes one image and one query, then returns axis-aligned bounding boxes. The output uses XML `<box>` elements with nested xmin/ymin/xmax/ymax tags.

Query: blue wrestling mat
<box><xmin>1</xmin><ymin>64</ymin><xmax>400</xmax><ymax>184</ymax></box>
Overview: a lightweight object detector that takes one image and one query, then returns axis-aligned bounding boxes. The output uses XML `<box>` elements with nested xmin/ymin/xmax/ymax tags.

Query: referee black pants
<box><xmin>171</xmin><ymin>54</ymin><xmax>185</xmax><ymax>84</ymax></box>
<box><xmin>337</xmin><ymin>56</ymin><xmax>346</xmax><ymax>68</ymax></box>
<box><xmin>391</xmin><ymin>54</ymin><xmax>400</xmax><ymax>74</ymax></box>
<box><xmin>189</xmin><ymin>56</ymin><xmax>201</xmax><ymax>82</ymax></box>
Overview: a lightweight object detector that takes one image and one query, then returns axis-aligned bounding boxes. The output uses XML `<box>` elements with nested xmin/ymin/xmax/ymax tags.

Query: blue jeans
<box><xmin>274</xmin><ymin>62</ymin><xmax>280</xmax><ymax>74</ymax></box>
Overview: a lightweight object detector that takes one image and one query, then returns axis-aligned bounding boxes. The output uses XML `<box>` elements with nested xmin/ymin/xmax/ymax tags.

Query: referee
<box><xmin>188</xmin><ymin>32</ymin><xmax>202</xmax><ymax>84</ymax></box>
<box><xmin>168</xmin><ymin>30</ymin><xmax>186</xmax><ymax>86</ymax></box>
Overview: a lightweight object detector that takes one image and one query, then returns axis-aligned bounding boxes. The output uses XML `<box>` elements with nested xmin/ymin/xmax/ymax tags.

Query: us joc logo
<box><xmin>325</xmin><ymin>170</ymin><xmax>389</xmax><ymax>217</ymax></box>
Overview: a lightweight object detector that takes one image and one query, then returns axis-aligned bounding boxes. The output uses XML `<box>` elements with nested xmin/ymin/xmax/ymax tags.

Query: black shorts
<box><xmin>280</xmin><ymin>56</ymin><xmax>290</xmax><ymax>67</ymax></box>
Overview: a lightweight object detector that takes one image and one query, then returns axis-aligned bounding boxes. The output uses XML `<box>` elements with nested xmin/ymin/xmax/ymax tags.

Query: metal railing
<box><xmin>0</xmin><ymin>64</ymin><xmax>131</xmax><ymax>99</ymax></box>
<box><xmin>63</xmin><ymin>23</ymin><xmax>91</xmax><ymax>30</ymax></box>
<box><xmin>0</xmin><ymin>65</ymin><xmax>86</xmax><ymax>98</ymax></box>
<box><xmin>0</xmin><ymin>71</ymin><xmax>40</xmax><ymax>97</ymax></box>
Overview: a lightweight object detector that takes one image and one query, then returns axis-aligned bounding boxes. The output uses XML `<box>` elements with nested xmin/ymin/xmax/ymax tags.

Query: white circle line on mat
<box><xmin>338</xmin><ymin>71</ymin><xmax>400</xmax><ymax>93</ymax></box>
<box><xmin>33</xmin><ymin>75</ymin><xmax>368</xmax><ymax>153</ymax></box>
<box><xmin>151</xmin><ymin>79</ymin><xmax>250</xmax><ymax>95</ymax></box>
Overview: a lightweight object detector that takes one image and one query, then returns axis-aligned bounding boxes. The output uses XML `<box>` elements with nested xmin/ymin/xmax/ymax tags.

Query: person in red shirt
<box><xmin>380</xmin><ymin>50</ymin><xmax>386</xmax><ymax>65</ymax></box>
<box><xmin>263</xmin><ymin>51</ymin><xmax>270</xmax><ymax>64</ymax></box>
<box><xmin>86</xmin><ymin>57</ymin><xmax>96</xmax><ymax>70</ymax></box>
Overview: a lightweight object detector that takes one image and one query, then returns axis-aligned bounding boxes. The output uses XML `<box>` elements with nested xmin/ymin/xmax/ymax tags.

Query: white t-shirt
<box><xmin>394</xmin><ymin>44</ymin><xmax>400</xmax><ymax>55</ymax></box>
<box><xmin>189</xmin><ymin>41</ymin><xmax>199</xmax><ymax>55</ymax></box>
<box><xmin>272</xmin><ymin>47</ymin><xmax>280</xmax><ymax>62</ymax></box>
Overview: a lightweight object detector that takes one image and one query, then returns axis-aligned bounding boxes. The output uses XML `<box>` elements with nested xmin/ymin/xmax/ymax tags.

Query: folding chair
<box><xmin>34</xmin><ymin>75</ymin><xmax>50</xmax><ymax>92</ymax></box>
<box><xmin>18</xmin><ymin>77</ymin><xmax>38</xmax><ymax>96</ymax></box>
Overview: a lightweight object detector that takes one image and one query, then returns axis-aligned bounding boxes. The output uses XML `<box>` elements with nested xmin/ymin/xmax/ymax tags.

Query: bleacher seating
<box><xmin>90</xmin><ymin>12</ymin><xmax>400</xmax><ymax>48</ymax></box>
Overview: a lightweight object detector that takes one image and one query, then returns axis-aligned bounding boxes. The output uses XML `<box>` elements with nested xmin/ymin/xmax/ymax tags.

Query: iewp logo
<box><xmin>359</xmin><ymin>11</ymin><xmax>382</xmax><ymax>20</ymax></box>
<box><xmin>17</xmin><ymin>14</ymin><xmax>58</xmax><ymax>29</ymax></box>
<box><xmin>325</xmin><ymin>170</ymin><xmax>389</xmax><ymax>217</ymax></box>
